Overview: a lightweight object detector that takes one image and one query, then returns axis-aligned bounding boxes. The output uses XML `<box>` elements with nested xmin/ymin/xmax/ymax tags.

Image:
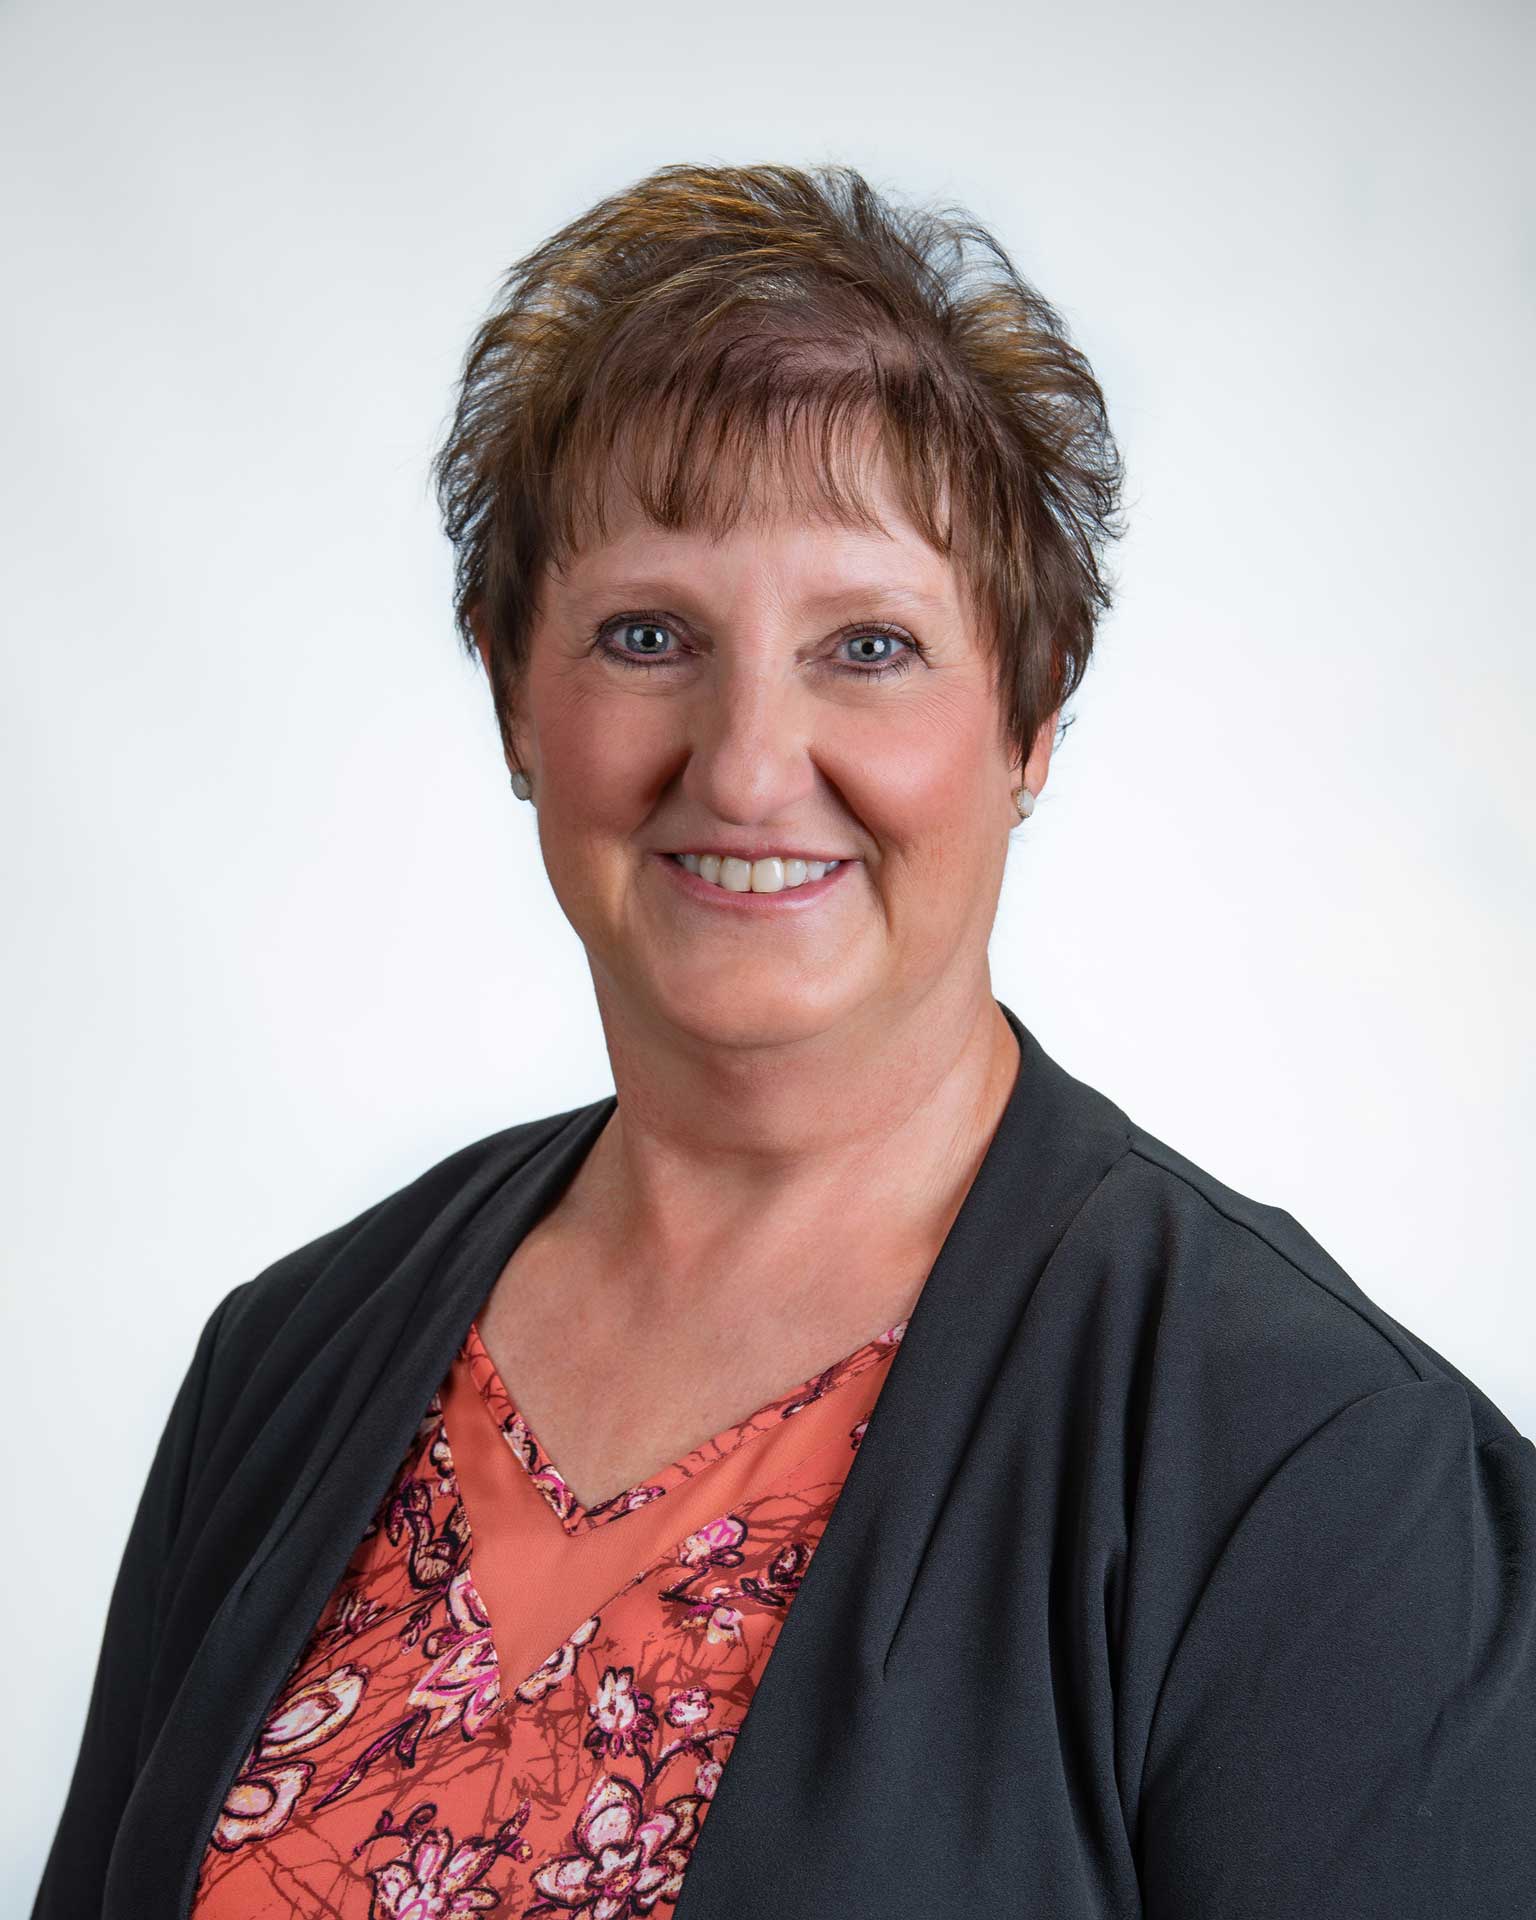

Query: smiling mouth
<box><xmin>669</xmin><ymin>852</ymin><xmax>843</xmax><ymax>895</ymax></box>
<box><xmin>653</xmin><ymin>850</ymin><xmax>854</xmax><ymax>909</ymax></box>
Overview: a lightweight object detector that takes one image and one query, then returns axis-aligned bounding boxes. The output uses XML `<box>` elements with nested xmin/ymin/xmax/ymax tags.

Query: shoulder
<box><xmin>1110</xmin><ymin>1119</ymin><xmax>1523</xmax><ymax>1449</ymax></box>
<box><xmin>1018</xmin><ymin>1075</ymin><xmax>1530</xmax><ymax>1580</ymax></box>
<box><xmin>151</xmin><ymin>1096</ymin><xmax>614</xmax><ymax>1554</ymax></box>
<box><xmin>1014</xmin><ymin>1019</ymin><xmax>1435</xmax><ymax>1407</ymax></box>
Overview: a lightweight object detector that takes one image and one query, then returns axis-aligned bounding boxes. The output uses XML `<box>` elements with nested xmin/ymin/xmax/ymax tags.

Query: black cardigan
<box><xmin>32</xmin><ymin>1003</ymin><xmax>1536</xmax><ymax>1917</ymax></box>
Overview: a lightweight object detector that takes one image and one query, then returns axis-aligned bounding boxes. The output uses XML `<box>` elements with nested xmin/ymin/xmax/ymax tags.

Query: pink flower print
<box><xmin>328</xmin><ymin>1582</ymin><xmax>390</xmax><ymax>1641</ymax></box>
<box><xmin>695</xmin><ymin>1755</ymin><xmax>723</xmax><ymax>1800</ymax></box>
<box><xmin>387</xmin><ymin>1479</ymin><xmax>469</xmax><ymax>1593</ymax></box>
<box><xmin>262</xmin><ymin>1665</ymin><xmax>369</xmax><ymax>1758</ymax></box>
<box><xmin>677</xmin><ymin>1513</ymin><xmax>746</xmax><ymax>1570</ymax></box>
<box><xmin>737</xmin><ymin>1538</ymin><xmax>811</xmax><ymax>1612</ymax></box>
<box><xmin>701</xmin><ymin>1593</ymin><xmax>743</xmax><ymax>1648</ymax></box>
<box><xmin>663</xmin><ymin>1687</ymin><xmax>711</xmax><ymax>1728</ymax></box>
<box><xmin>366</xmin><ymin>1824</ymin><xmax>506</xmax><ymax>1917</ymax></box>
<box><xmin>209</xmin><ymin>1663</ymin><xmax>367</xmax><ymax>1849</ymax></box>
<box><xmin>514</xmin><ymin>1614</ymin><xmax>599</xmax><ymax>1704</ymax></box>
<box><xmin>529</xmin><ymin>1773</ymin><xmax>704</xmax><ymax>1915</ymax></box>
<box><xmin>210</xmin><ymin>1762</ymin><xmax>312</xmax><ymax>1851</ymax></box>
<box><xmin>584</xmin><ymin>1666</ymin><xmax>658</xmax><ymax>1760</ymax></box>
<box><xmin>410</xmin><ymin>1569</ymin><xmax>500</xmax><ymax>1738</ymax></box>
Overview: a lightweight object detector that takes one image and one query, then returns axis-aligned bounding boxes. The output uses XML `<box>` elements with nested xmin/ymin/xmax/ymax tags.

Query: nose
<box><xmin>676</xmin><ymin>654</ymin><xmax>820</xmax><ymax>827</ymax></box>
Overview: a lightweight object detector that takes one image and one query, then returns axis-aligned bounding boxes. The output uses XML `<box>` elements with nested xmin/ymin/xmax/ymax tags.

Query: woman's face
<box><xmin>485</xmin><ymin>454</ymin><xmax>1054</xmax><ymax>1055</ymax></box>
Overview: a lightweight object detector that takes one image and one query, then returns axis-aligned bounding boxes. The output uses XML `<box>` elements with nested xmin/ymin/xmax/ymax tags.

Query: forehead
<box><xmin>547</xmin><ymin>448</ymin><xmax>965</xmax><ymax>618</ymax></box>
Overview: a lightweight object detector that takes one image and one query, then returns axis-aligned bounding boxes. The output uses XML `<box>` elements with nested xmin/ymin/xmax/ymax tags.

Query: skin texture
<box><xmin>471</xmin><ymin>452</ymin><xmax>1057</xmax><ymax>1507</ymax></box>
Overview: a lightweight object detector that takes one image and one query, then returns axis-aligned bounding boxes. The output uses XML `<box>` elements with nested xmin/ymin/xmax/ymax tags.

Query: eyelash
<box><xmin>592</xmin><ymin>614</ymin><xmax>922</xmax><ymax>680</ymax></box>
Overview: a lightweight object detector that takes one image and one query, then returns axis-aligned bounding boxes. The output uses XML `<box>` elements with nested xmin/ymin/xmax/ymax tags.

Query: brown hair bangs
<box><xmin>432</xmin><ymin>163</ymin><xmax>1126</xmax><ymax>766</ymax></box>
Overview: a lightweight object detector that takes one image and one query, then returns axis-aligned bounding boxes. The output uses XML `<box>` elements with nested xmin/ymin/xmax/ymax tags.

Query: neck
<box><xmin>562</xmin><ymin>974</ymin><xmax>1021</xmax><ymax>1335</ymax></box>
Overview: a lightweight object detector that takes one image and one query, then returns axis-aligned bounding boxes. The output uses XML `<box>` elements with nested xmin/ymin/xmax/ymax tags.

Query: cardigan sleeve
<box><xmin>30</xmin><ymin>1282</ymin><xmax>246</xmax><ymax>1920</ymax></box>
<box><xmin>1137</xmin><ymin>1375</ymin><xmax>1536</xmax><ymax>1917</ymax></box>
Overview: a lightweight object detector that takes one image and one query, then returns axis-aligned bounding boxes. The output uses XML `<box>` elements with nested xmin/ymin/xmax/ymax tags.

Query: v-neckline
<box><xmin>457</xmin><ymin>1313</ymin><xmax>908</xmax><ymax>1536</ymax></box>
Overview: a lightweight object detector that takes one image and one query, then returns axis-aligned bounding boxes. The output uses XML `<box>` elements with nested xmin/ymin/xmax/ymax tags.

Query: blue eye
<box><xmin>606</xmin><ymin>620</ymin><xmax>675</xmax><ymax>665</ymax></box>
<box><xmin>839</xmin><ymin>630</ymin><xmax>914</xmax><ymax>677</ymax></box>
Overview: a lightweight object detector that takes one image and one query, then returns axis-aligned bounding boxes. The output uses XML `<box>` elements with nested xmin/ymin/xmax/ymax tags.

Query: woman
<box><xmin>34</xmin><ymin>163</ymin><xmax>1535</xmax><ymax>1919</ymax></box>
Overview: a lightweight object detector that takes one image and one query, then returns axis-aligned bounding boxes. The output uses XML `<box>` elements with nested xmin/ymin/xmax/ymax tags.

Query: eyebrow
<box><xmin>796</xmin><ymin>582</ymin><xmax>953</xmax><ymax>614</ymax></box>
<box><xmin>562</xmin><ymin>577</ymin><xmax>953</xmax><ymax>616</ymax></box>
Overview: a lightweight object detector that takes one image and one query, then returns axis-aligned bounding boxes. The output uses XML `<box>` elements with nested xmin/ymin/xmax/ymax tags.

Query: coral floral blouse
<box><xmin>189</xmin><ymin>1308</ymin><xmax>907</xmax><ymax>1919</ymax></box>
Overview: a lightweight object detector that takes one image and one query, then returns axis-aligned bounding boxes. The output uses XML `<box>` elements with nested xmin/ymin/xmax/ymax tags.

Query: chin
<box><xmin>648</xmin><ymin>973</ymin><xmax>858</xmax><ymax>1052</ymax></box>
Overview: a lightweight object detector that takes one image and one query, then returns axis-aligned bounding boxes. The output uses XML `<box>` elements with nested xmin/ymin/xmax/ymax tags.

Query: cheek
<box><xmin>848</xmin><ymin>709</ymin><xmax>1006</xmax><ymax>929</ymax></box>
<box><xmin>537</xmin><ymin>685</ymin><xmax>661</xmax><ymax>825</ymax></box>
<box><xmin>854</xmin><ymin>710</ymin><xmax>995</xmax><ymax>846</ymax></box>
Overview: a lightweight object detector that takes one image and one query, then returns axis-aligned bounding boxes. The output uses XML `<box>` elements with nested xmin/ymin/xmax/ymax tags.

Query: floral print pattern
<box><xmin>189</xmin><ymin>1310</ymin><xmax>904</xmax><ymax>1917</ymax></box>
<box><xmin>527</xmin><ymin>1772</ymin><xmax>703</xmax><ymax>1915</ymax></box>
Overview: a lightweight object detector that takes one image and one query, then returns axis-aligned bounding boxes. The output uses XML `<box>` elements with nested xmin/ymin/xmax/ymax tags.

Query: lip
<box><xmin>650</xmin><ymin>850</ymin><xmax>856</xmax><ymax>913</ymax></box>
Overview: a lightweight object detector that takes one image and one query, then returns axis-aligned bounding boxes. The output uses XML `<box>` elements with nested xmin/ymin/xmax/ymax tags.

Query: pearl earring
<box><xmin>509</xmin><ymin>769</ymin><xmax>532</xmax><ymax>802</ymax></box>
<box><xmin>1013</xmin><ymin>786</ymin><xmax>1034</xmax><ymax>821</ymax></box>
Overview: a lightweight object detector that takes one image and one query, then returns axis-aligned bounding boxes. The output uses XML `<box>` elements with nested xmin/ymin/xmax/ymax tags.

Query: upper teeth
<box><xmin>674</xmin><ymin>853</ymin><xmax>842</xmax><ymax>893</ymax></box>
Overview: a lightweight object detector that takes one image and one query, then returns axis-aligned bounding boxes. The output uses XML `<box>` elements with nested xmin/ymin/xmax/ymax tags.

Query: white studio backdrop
<box><xmin>3</xmin><ymin>0</ymin><xmax>1530</xmax><ymax>1900</ymax></box>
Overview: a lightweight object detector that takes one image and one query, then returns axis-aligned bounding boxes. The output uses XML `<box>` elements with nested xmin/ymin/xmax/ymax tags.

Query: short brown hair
<box><xmin>432</xmin><ymin>162</ymin><xmax>1126</xmax><ymax>767</ymax></box>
